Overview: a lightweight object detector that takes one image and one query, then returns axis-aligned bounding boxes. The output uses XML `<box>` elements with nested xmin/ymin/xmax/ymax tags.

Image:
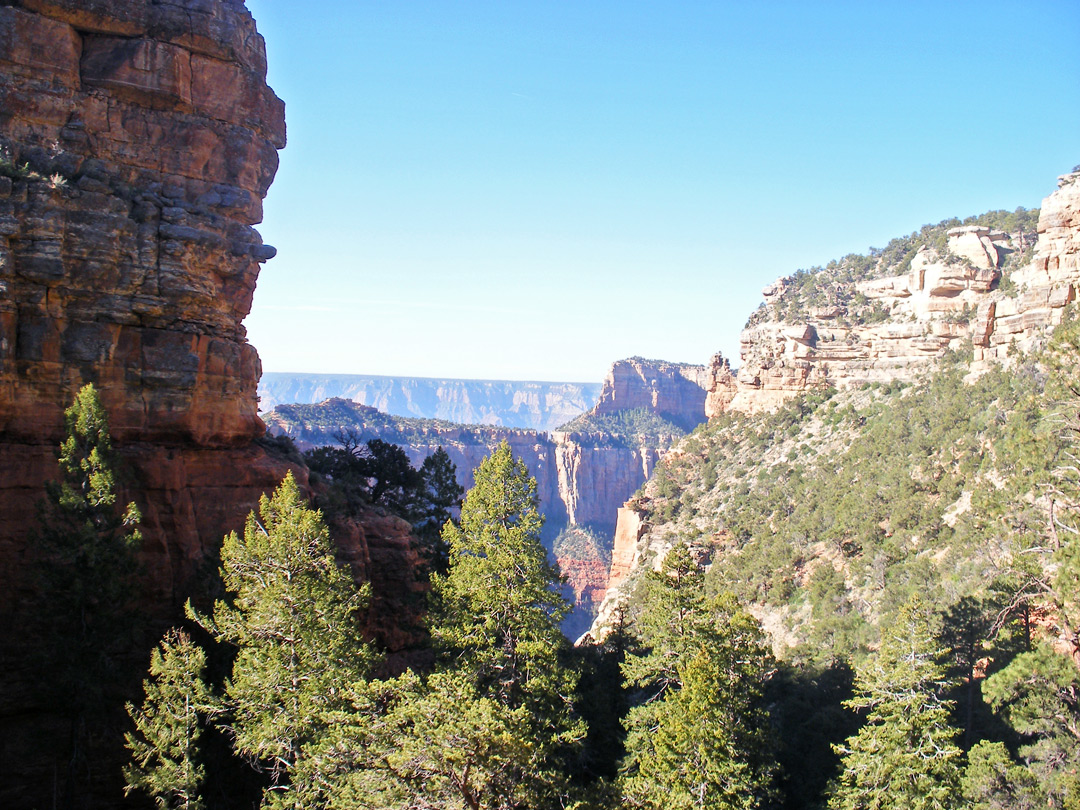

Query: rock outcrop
<box><xmin>0</xmin><ymin>0</ymin><xmax>297</xmax><ymax>802</ymax></box>
<box><xmin>704</xmin><ymin>172</ymin><xmax>1080</xmax><ymax>417</ymax></box>
<box><xmin>0</xmin><ymin>0</ymin><xmax>289</xmax><ymax>616</ymax></box>
<box><xmin>593</xmin><ymin>357</ymin><xmax>710</xmax><ymax>430</ymax></box>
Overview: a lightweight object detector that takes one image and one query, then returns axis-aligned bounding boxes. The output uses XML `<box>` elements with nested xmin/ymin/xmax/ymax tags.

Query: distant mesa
<box><xmin>258</xmin><ymin>372</ymin><xmax>604</xmax><ymax>432</ymax></box>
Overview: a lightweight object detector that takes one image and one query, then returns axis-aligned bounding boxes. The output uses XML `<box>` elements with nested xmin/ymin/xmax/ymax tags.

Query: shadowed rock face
<box><xmin>0</xmin><ymin>2</ymin><xmax>300</xmax><ymax>801</ymax></box>
<box><xmin>0</xmin><ymin>0</ymin><xmax>304</xmax><ymax>614</ymax></box>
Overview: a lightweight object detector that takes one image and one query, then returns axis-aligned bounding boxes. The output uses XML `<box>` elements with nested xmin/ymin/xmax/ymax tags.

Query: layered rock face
<box><xmin>704</xmin><ymin>172</ymin><xmax>1080</xmax><ymax>417</ymax></box>
<box><xmin>551</xmin><ymin>434</ymin><xmax>662</xmax><ymax>530</ymax></box>
<box><xmin>594</xmin><ymin>357</ymin><xmax>710</xmax><ymax>430</ymax></box>
<box><xmin>0</xmin><ymin>0</ymin><xmax>290</xmax><ymax>615</ymax></box>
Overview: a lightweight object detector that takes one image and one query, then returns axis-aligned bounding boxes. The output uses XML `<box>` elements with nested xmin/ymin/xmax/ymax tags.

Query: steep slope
<box><xmin>592</xmin><ymin>169</ymin><xmax>1080</xmax><ymax>654</ymax></box>
<box><xmin>258</xmin><ymin>371</ymin><xmax>603</xmax><ymax>431</ymax></box>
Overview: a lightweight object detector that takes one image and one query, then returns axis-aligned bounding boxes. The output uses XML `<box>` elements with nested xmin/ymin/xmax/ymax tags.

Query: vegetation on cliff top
<box><xmin>745</xmin><ymin>206</ymin><xmax>1040</xmax><ymax>328</ymax></box>
<box><xmin>557</xmin><ymin>407</ymin><xmax>687</xmax><ymax>448</ymax></box>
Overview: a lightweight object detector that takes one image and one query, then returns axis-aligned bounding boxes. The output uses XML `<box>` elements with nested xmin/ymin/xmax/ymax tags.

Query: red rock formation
<box><xmin>607</xmin><ymin>504</ymin><xmax>645</xmax><ymax>590</ymax></box>
<box><xmin>594</xmin><ymin>357</ymin><xmax>710</xmax><ymax>430</ymax></box>
<box><xmin>0</xmin><ymin>0</ymin><xmax>294</xmax><ymax>603</ymax></box>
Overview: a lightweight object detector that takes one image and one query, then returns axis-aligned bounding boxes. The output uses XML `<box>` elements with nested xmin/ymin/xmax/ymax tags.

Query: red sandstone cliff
<box><xmin>0</xmin><ymin>4</ymin><xmax>422</xmax><ymax>802</ymax></box>
<box><xmin>0</xmin><ymin>0</ymin><xmax>293</xmax><ymax>614</ymax></box>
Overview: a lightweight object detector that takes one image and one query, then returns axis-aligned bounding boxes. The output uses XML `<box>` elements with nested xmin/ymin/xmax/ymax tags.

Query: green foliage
<box><xmin>305</xmin><ymin>432</ymin><xmax>422</xmax><ymax>518</ymax></box>
<box><xmin>189</xmin><ymin>473</ymin><xmax>378</xmax><ymax>809</ymax></box>
<box><xmin>961</xmin><ymin>740</ymin><xmax>1042</xmax><ymax>810</ymax></box>
<box><xmin>124</xmin><ymin>630</ymin><xmax>215</xmax><ymax>810</ymax></box>
<box><xmin>621</xmin><ymin>547</ymin><xmax>778</xmax><ymax>809</ymax></box>
<box><xmin>745</xmin><ymin>207</ymin><xmax>1039</xmax><ymax>328</ymax></box>
<box><xmin>828</xmin><ymin>595</ymin><xmax>962</xmax><ymax>810</ymax></box>
<box><xmin>976</xmin><ymin>645</ymin><xmax>1080</xmax><ymax>809</ymax></box>
<box><xmin>412</xmin><ymin>446</ymin><xmax>465</xmax><ymax>572</ymax></box>
<box><xmin>380</xmin><ymin>441</ymin><xmax>583</xmax><ymax>809</ymax></box>
<box><xmin>558</xmin><ymin>407</ymin><xmax>690</xmax><ymax>445</ymax></box>
<box><xmin>30</xmin><ymin>383</ymin><xmax>144</xmax><ymax>801</ymax></box>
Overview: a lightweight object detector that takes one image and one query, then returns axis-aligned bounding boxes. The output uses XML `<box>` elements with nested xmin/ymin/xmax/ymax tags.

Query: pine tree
<box><xmin>621</xmin><ymin>589</ymin><xmax>778</xmax><ymax>810</ymax></box>
<box><xmin>191</xmin><ymin>472</ymin><xmax>378</xmax><ymax>810</ymax></box>
<box><xmin>31</xmin><ymin>382</ymin><xmax>143</xmax><ymax>802</ymax></box>
<box><xmin>412</xmin><ymin>446</ymin><xmax>464</xmax><ymax>573</ymax></box>
<box><xmin>383</xmin><ymin>441</ymin><xmax>581</xmax><ymax>809</ymax></box>
<box><xmin>829</xmin><ymin>595</ymin><xmax>962</xmax><ymax>810</ymax></box>
<box><xmin>124</xmin><ymin>629</ymin><xmax>214</xmax><ymax>810</ymax></box>
<box><xmin>621</xmin><ymin>544</ymin><xmax>708</xmax><ymax>700</ymax></box>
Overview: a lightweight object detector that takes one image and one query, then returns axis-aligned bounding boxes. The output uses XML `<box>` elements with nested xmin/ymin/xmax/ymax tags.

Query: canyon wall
<box><xmin>259</xmin><ymin>371</ymin><xmax>603</xmax><ymax>431</ymax></box>
<box><xmin>704</xmin><ymin>172</ymin><xmax>1080</xmax><ymax>417</ymax></box>
<box><xmin>593</xmin><ymin>357</ymin><xmax>710</xmax><ymax>430</ymax></box>
<box><xmin>0</xmin><ymin>0</ymin><xmax>290</xmax><ymax>614</ymax></box>
<box><xmin>0</xmin><ymin>3</ymin><xmax>417</xmax><ymax>802</ymax></box>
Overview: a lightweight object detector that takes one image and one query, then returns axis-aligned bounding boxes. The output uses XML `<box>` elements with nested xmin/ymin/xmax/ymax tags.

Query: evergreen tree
<box><xmin>383</xmin><ymin>441</ymin><xmax>581</xmax><ymax>809</ymax></box>
<box><xmin>190</xmin><ymin>472</ymin><xmax>378</xmax><ymax>809</ymax></box>
<box><xmin>968</xmin><ymin>642</ymin><xmax>1080</xmax><ymax>809</ymax></box>
<box><xmin>829</xmin><ymin>595</ymin><xmax>962</xmax><ymax>810</ymax></box>
<box><xmin>620</xmin><ymin>544</ymin><xmax>714</xmax><ymax>786</ymax></box>
<box><xmin>31</xmin><ymin>382</ymin><xmax>143</xmax><ymax>803</ymax></box>
<box><xmin>621</xmin><ymin>544</ymin><xmax>708</xmax><ymax>699</ymax></box>
<box><xmin>412</xmin><ymin>446</ymin><xmax>464</xmax><ymax>572</ymax></box>
<box><xmin>622</xmin><ymin>593</ymin><xmax>778</xmax><ymax>810</ymax></box>
<box><xmin>124</xmin><ymin>629</ymin><xmax>214</xmax><ymax>810</ymax></box>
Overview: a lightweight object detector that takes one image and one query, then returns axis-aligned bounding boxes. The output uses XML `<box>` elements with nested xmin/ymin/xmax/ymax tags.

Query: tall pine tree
<box><xmin>31</xmin><ymin>382</ymin><xmax>143</xmax><ymax>804</ymax></box>
<box><xmin>829</xmin><ymin>594</ymin><xmax>962</xmax><ymax>810</ymax></box>
<box><xmin>620</xmin><ymin>552</ymin><xmax>778</xmax><ymax>810</ymax></box>
<box><xmin>375</xmin><ymin>441</ymin><xmax>582</xmax><ymax>809</ymax></box>
<box><xmin>189</xmin><ymin>472</ymin><xmax>379</xmax><ymax>810</ymax></box>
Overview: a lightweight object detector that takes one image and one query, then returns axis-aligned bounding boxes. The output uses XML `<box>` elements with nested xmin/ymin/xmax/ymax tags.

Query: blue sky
<box><xmin>243</xmin><ymin>1</ymin><xmax>1079</xmax><ymax>382</ymax></box>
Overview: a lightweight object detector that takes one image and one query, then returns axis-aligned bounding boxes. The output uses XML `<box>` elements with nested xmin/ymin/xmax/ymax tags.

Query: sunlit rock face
<box><xmin>704</xmin><ymin>170</ymin><xmax>1080</xmax><ymax>418</ymax></box>
<box><xmin>0</xmin><ymin>0</ymin><xmax>298</xmax><ymax>610</ymax></box>
<box><xmin>594</xmin><ymin>357</ymin><xmax>710</xmax><ymax>430</ymax></box>
<box><xmin>0</xmin><ymin>1</ymin><xmax>299</xmax><ymax>803</ymax></box>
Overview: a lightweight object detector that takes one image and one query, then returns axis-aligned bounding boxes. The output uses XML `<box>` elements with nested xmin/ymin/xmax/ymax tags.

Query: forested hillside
<box><xmin>593</xmin><ymin>313</ymin><xmax>1080</xmax><ymax>807</ymax></box>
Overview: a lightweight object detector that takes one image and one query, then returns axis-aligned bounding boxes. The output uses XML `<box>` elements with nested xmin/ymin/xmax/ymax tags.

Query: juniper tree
<box><xmin>412</xmin><ymin>446</ymin><xmax>464</xmax><ymax>573</ymax></box>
